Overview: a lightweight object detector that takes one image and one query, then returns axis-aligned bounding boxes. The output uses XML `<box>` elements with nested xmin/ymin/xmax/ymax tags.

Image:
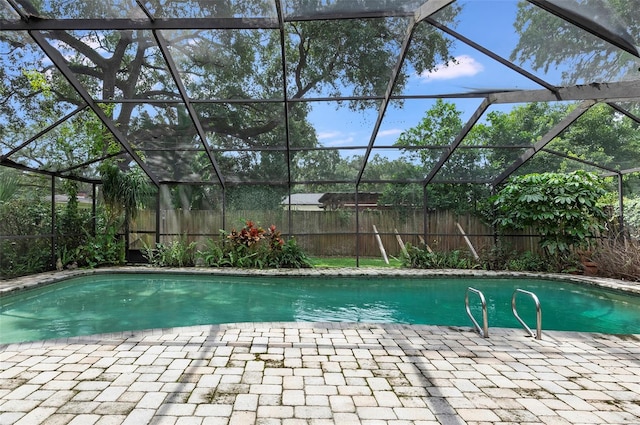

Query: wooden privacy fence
<box><xmin>130</xmin><ymin>209</ymin><xmax>539</xmax><ymax>257</ymax></box>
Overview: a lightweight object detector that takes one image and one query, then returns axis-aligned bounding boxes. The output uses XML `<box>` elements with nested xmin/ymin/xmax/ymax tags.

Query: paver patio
<box><xmin>1</xmin><ymin>322</ymin><xmax>639</xmax><ymax>425</ymax></box>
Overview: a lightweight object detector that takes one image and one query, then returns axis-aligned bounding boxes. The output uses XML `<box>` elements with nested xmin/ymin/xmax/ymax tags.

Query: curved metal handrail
<box><xmin>512</xmin><ymin>289</ymin><xmax>542</xmax><ymax>340</ymax></box>
<box><xmin>465</xmin><ymin>287</ymin><xmax>488</xmax><ymax>338</ymax></box>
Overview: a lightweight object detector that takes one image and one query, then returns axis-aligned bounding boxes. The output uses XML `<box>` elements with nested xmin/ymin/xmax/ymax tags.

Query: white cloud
<box><xmin>325</xmin><ymin>136</ymin><xmax>354</xmax><ymax>147</ymax></box>
<box><xmin>318</xmin><ymin>131</ymin><xmax>342</xmax><ymax>140</ymax></box>
<box><xmin>420</xmin><ymin>55</ymin><xmax>484</xmax><ymax>81</ymax></box>
<box><xmin>317</xmin><ymin>130</ymin><xmax>358</xmax><ymax>147</ymax></box>
<box><xmin>378</xmin><ymin>128</ymin><xmax>403</xmax><ymax>138</ymax></box>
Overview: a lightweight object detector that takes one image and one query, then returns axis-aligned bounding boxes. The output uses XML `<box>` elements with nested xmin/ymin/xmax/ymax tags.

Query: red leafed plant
<box><xmin>266</xmin><ymin>224</ymin><xmax>285</xmax><ymax>250</ymax></box>
<box><xmin>227</xmin><ymin>220</ymin><xmax>265</xmax><ymax>247</ymax></box>
<box><xmin>204</xmin><ymin>220</ymin><xmax>310</xmax><ymax>268</ymax></box>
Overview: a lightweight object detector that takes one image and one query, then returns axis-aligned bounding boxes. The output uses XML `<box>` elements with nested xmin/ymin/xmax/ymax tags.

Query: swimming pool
<box><xmin>1</xmin><ymin>273</ymin><xmax>638</xmax><ymax>344</ymax></box>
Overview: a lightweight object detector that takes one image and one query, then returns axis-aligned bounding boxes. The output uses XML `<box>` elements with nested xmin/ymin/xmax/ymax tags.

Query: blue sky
<box><xmin>306</xmin><ymin>0</ymin><xmax>550</xmax><ymax>152</ymax></box>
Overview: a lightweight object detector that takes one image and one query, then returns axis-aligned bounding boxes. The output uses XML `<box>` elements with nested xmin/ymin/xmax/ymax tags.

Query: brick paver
<box><xmin>0</xmin><ymin>322</ymin><xmax>639</xmax><ymax>425</ymax></box>
<box><xmin>1</xmin><ymin>267</ymin><xmax>639</xmax><ymax>424</ymax></box>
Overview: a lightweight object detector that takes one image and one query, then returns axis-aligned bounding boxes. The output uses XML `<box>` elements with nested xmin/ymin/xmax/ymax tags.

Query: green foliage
<box><xmin>195</xmin><ymin>221</ymin><xmax>312</xmax><ymax>269</ymax></box>
<box><xmin>0</xmin><ymin>198</ymin><xmax>52</xmax><ymax>277</ymax></box>
<box><xmin>22</xmin><ymin>69</ymin><xmax>52</xmax><ymax>97</ymax></box>
<box><xmin>73</xmin><ymin>227</ymin><xmax>125</xmax><ymax>268</ymax></box>
<box><xmin>402</xmin><ymin>244</ymin><xmax>479</xmax><ymax>269</ymax></box>
<box><xmin>506</xmin><ymin>251</ymin><xmax>551</xmax><ymax>272</ymax></box>
<box><xmin>309</xmin><ymin>257</ymin><xmax>403</xmax><ymax>268</ymax></box>
<box><xmin>56</xmin><ymin>180</ymin><xmax>93</xmax><ymax>262</ymax></box>
<box><xmin>512</xmin><ymin>1</ymin><xmax>638</xmax><ymax>84</ymax></box>
<box><xmin>492</xmin><ymin>171</ymin><xmax>608</xmax><ymax>256</ymax></box>
<box><xmin>0</xmin><ymin>240</ymin><xmax>51</xmax><ymax>277</ymax></box>
<box><xmin>100</xmin><ymin>162</ymin><xmax>154</xmax><ymax>225</ymax></box>
<box><xmin>380</xmin><ymin>100</ymin><xmax>491</xmax><ymax>213</ymax></box>
<box><xmin>478</xmin><ymin>244</ymin><xmax>551</xmax><ymax>272</ymax></box>
<box><xmin>266</xmin><ymin>237</ymin><xmax>313</xmax><ymax>269</ymax></box>
<box><xmin>0</xmin><ymin>168</ymin><xmax>21</xmax><ymax>204</ymax></box>
<box><xmin>622</xmin><ymin>197</ymin><xmax>640</xmax><ymax>239</ymax></box>
<box><xmin>143</xmin><ymin>237</ymin><xmax>196</xmax><ymax>267</ymax></box>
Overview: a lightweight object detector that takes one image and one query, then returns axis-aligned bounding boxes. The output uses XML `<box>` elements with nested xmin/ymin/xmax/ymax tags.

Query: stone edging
<box><xmin>1</xmin><ymin>265</ymin><xmax>639</xmax><ymax>296</ymax></box>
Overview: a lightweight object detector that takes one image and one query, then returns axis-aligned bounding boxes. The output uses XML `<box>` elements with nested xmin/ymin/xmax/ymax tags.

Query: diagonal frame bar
<box><xmin>607</xmin><ymin>102</ymin><xmax>640</xmax><ymax>125</ymax></box>
<box><xmin>355</xmin><ymin>0</ymin><xmax>456</xmax><ymax>185</ymax></box>
<box><xmin>424</xmin><ymin>17</ymin><xmax>558</xmax><ymax>93</ymax></box>
<box><xmin>527</xmin><ymin>0</ymin><xmax>640</xmax><ymax>59</ymax></box>
<box><xmin>152</xmin><ymin>31</ymin><xmax>226</xmax><ymax>188</ymax></box>
<box><xmin>492</xmin><ymin>100</ymin><xmax>596</xmax><ymax>187</ymax></box>
<box><xmin>29</xmin><ymin>30</ymin><xmax>161</xmax><ymax>186</ymax></box>
<box><xmin>423</xmin><ymin>98</ymin><xmax>492</xmax><ymax>185</ymax></box>
<box><xmin>1</xmin><ymin>104</ymin><xmax>88</xmax><ymax>160</ymax></box>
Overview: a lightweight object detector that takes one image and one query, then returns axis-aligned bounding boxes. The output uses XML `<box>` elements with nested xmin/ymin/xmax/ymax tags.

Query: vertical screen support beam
<box><xmin>422</xmin><ymin>185</ymin><xmax>428</xmax><ymax>246</ymax></box>
<box><xmin>275</xmin><ymin>0</ymin><xmax>293</xmax><ymax>237</ymax></box>
<box><xmin>155</xmin><ymin>187</ymin><xmax>161</xmax><ymax>246</ymax></box>
<box><xmin>51</xmin><ymin>176</ymin><xmax>56</xmax><ymax>268</ymax></box>
<box><xmin>355</xmin><ymin>188</ymin><xmax>360</xmax><ymax>267</ymax></box>
<box><xmin>92</xmin><ymin>183</ymin><xmax>97</xmax><ymax>237</ymax></box>
<box><xmin>618</xmin><ymin>173</ymin><xmax>625</xmax><ymax>238</ymax></box>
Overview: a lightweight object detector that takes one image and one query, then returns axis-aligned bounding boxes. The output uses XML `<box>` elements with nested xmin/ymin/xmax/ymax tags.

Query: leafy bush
<box><xmin>0</xmin><ymin>199</ymin><xmax>53</xmax><ymax>277</ymax></box>
<box><xmin>478</xmin><ymin>243</ymin><xmax>550</xmax><ymax>272</ymax></box>
<box><xmin>265</xmin><ymin>237</ymin><xmax>312</xmax><ymax>269</ymax></box>
<box><xmin>195</xmin><ymin>221</ymin><xmax>312</xmax><ymax>269</ymax></box>
<box><xmin>73</xmin><ymin>227</ymin><xmax>125</xmax><ymax>268</ymax></box>
<box><xmin>505</xmin><ymin>251</ymin><xmax>550</xmax><ymax>272</ymax></box>
<box><xmin>479</xmin><ymin>242</ymin><xmax>580</xmax><ymax>272</ymax></box>
<box><xmin>0</xmin><ymin>238</ymin><xmax>52</xmax><ymax>277</ymax></box>
<box><xmin>143</xmin><ymin>236</ymin><xmax>196</xmax><ymax>267</ymax></box>
<box><xmin>492</xmin><ymin>171</ymin><xmax>608</xmax><ymax>256</ymax></box>
<box><xmin>622</xmin><ymin>196</ymin><xmax>640</xmax><ymax>239</ymax></box>
<box><xmin>402</xmin><ymin>244</ymin><xmax>478</xmax><ymax>269</ymax></box>
<box><xmin>478</xmin><ymin>242</ymin><xmax>514</xmax><ymax>271</ymax></box>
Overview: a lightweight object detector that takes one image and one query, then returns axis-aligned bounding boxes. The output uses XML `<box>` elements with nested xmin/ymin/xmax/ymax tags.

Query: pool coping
<box><xmin>1</xmin><ymin>265</ymin><xmax>639</xmax><ymax>297</ymax></box>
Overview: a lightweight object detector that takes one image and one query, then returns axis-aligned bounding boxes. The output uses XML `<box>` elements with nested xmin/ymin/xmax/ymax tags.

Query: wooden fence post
<box><xmin>373</xmin><ymin>225</ymin><xmax>389</xmax><ymax>264</ymax></box>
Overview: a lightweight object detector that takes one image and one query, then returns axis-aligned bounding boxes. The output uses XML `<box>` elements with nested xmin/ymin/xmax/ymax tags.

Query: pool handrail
<box><xmin>465</xmin><ymin>287</ymin><xmax>489</xmax><ymax>338</ymax></box>
<box><xmin>512</xmin><ymin>289</ymin><xmax>542</xmax><ymax>340</ymax></box>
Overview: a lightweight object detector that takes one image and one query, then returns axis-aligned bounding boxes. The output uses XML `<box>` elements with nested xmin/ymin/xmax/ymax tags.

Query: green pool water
<box><xmin>1</xmin><ymin>273</ymin><xmax>638</xmax><ymax>344</ymax></box>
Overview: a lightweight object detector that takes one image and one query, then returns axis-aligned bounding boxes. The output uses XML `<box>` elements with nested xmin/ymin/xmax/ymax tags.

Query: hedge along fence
<box><xmin>129</xmin><ymin>209</ymin><xmax>540</xmax><ymax>258</ymax></box>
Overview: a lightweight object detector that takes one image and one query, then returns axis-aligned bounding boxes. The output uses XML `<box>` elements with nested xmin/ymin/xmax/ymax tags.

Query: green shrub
<box><xmin>0</xmin><ymin>238</ymin><xmax>51</xmax><ymax>277</ymax></box>
<box><xmin>0</xmin><ymin>199</ymin><xmax>53</xmax><ymax>277</ymax></box>
<box><xmin>505</xmin><ymin>251</ymin><xmax>550</xmax><ymax>272</ymax></box>
<box><xmin>492</xmin><ymin>171</ymin><xmax>608</xmax><ymax>257</ymax></box>
<box><xmin>623</xmin><ymin>196</ymin><xmax>640</xmax><ymax>239</ymax></box>
<box><xmin>265</xmin><ymin>237</ymin><xmax>312</xmax><ymax>269</ymax></box>
<box><xmin>402</xmin><ymin>244</ymin><xmax>478</xmax><ymax>269</ymax></box>
<box><xmin>74</xmin><ymin>227</ymin><xmax>125</xmax><ymax>268</ymax></box>
<box><xmin>143</xmin><ymin>236</ymin><xmax>196</xmax><ymax>267</ymax></box>
<box><xmin>479</xmin><ymin>243</ymin><xmax>551</xmax><ymax>272</ymax></box>
<box><xmin>195</xmin><ymin>221</ymin><xmax>312</xmax><ymax>269</ymax></box>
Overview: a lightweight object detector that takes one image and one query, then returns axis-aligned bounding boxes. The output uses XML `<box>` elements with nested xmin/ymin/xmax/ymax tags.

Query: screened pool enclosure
<box><xmin>1</xmin><ymin>0</ymin><xmax>639</xmax><ymax>272</ymax></box>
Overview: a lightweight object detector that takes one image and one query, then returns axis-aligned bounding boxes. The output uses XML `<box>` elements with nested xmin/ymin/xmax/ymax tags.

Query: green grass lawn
<box><xmin>309</xmin><ymin>256</ymin><xmax>403</xmax><ymax>268</ymax></box>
